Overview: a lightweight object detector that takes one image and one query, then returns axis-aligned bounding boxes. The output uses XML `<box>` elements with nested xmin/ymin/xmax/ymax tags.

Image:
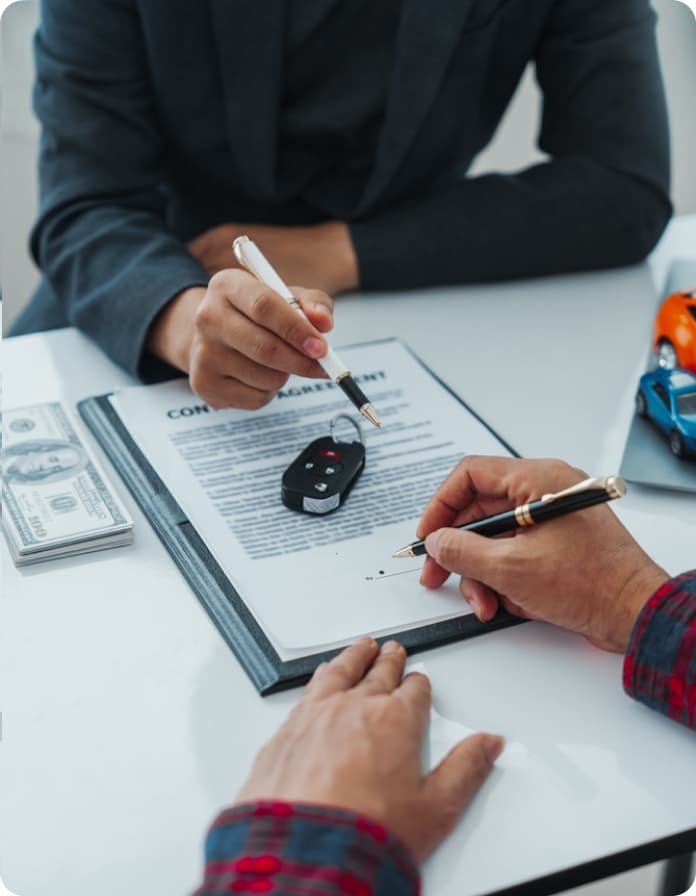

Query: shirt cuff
<box><xmin>196</xmin><ymin>800</ymin><xmax>420</xmax><ymax>896</ymax></box>
<box><xmin>623</xmin><ymin>570</ymin><xmax>696</xmax><ymax>730</ymax></box>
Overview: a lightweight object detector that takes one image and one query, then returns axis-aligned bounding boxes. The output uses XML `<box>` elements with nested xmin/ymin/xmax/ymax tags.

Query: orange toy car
<box><xmin>652</xmin><ymin>288</ymin><xmax>696</xmax><ymax>373</ymax></box>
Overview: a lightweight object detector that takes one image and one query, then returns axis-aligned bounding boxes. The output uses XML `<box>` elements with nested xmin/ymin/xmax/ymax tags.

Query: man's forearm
<box><xmin>349</xmin><ymin>159</ymin><xmax>671</xmax><ymax>292</ymax></box>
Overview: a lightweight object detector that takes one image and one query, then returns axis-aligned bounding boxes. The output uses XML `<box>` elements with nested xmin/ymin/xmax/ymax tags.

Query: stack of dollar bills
<box><xmin>1</xmin><ymin>401</ymin><xmax>134</xmax><ymax>565</ymax></box>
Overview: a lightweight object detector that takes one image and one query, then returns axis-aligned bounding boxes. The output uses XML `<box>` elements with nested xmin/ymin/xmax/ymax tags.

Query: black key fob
<box><xmin>282</xmin><ymin>435</ymin><xmax>365</xmax><ymax>515</ymax></box>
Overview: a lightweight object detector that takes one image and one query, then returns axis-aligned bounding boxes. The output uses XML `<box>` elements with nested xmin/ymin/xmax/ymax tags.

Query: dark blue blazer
<box><xmin>16</xmin><ymin>0</ymin><xmax>671</xmax><ymax>378</ymax></box>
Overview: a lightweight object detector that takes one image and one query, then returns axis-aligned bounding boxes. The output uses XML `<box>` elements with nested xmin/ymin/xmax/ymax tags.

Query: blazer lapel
<box><xmin>357</xmin><ymin>0</ymin><xmax>477</xmax><ymax>214</ymax></box>
<box><xmin>209</xmin><ymin>0</ymin><xmax>286</xmax><ymax>201</ymax></box>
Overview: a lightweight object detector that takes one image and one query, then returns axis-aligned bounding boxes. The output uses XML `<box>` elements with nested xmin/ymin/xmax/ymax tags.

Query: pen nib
<box><xmin>392</xmin><ymin>545</ymin><xmax>414</xmax><ymax>559</ymax></box>
<box><xmin>360</xmin><ymin>403</ymin><xmax>382</xmax><ymax>428</ymax></box>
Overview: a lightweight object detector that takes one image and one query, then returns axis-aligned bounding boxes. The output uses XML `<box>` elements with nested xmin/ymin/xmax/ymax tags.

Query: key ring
<box><xmin>330</xmin><ymin>413</ymin><xmax>364</xmax><ymax>446</ymax></box>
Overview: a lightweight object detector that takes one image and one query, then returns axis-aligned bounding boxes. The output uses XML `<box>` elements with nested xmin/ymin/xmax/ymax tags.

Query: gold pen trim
<box><xmin>515</xmin><ymin>504</ymin><xmax>535</xmax><ymax>527</ymax></box>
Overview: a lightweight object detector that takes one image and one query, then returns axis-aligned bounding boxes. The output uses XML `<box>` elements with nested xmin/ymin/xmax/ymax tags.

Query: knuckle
<box><xmin>188</xmin><ymin>367</ymin><xmax>209</xmax><ymax>401</ymax></box>
<box><xmin>248</xmin><ymin>334</ymin><xmax>276</xmax><ymax>364</ymax></box>
<box><xmin>210</xmin><ymin>267</ymin><xmax>244</xmax><ymax>291</ymax></box>
<box><xmin>269</xmin><ymin>370</ymin><xmax>290</xmax><ymax>391</ymax></box>
<box><xmin>244</xmin><ymin>390</ymin><xmax>276</xmax><ymax>411</ymax></box>
<box><xmin>371</xmin><ymin>697</ymin><xmax>404</xmax><ymax>726</ymax></box>
<box><xmin>249</xmin><ymin>289</ymin><xmax>275</xmax><ymax>322</ymax></box>
<box><xmin>325</xmin><ymin>664</ymin><xmax>354</xmax><ymax>692</ymax></box>
<box><xmin>194</xmin><ymin>300</ymin><xmax>216</xmax><ymax>332</ymax></box>
<box><xmin>437</xmin><ymin>530</ymin><xmax>459</xmax><ymax>565</ymax></box>
<box><xmin>281</xmin><ymin>318</ymin><xmax>311</xmax><ymax>349</ymax></box>
<box><xmin>304</xmin><ymin>663</ymin><xmax>327</xmax><ymax>696</ymax></box>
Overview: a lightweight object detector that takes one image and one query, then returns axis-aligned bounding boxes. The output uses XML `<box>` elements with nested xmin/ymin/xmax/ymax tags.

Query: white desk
<box><xmin>1</xmin><ymin>218</ymin><xmax>695</xmax><ymax>896</ymax></box>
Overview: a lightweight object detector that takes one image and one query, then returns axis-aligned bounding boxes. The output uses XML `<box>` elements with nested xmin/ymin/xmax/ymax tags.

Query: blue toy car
<box><xmin>635</xmin><ymin>367</ymin><xmax>696</xmax><ymax>458</ymax></box>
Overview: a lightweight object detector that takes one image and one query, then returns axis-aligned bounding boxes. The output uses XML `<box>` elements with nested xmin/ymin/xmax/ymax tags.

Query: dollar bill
<box><xmin>1</xmin><ymin>401</ymin><xmax>133</xmax><ymax>564</ymax></box>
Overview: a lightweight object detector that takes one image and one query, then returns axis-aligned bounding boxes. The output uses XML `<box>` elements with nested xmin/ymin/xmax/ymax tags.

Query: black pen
<box><xmin>392</xmin><ymin>475</ymin><xmax>627</xmax><ymax>559</ymax></box>
<box><xmin>232</xmin><ymin>235</ymin><xmax>381</xmax><ymax>428</ymax></box>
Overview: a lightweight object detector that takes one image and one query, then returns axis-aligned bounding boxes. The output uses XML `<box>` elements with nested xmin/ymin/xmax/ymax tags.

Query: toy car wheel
<box><xmin>669</xmin><ymin>430</ymin><xmax>686</xmax><ymax>458</ymax></box>
<box><xmin>657</xmin><ymin>339</ymin><xmax>678</xmax><ymax>369</ymax></box>
<box><xmin>635</xmin><ymin>390</ymin><xmax>648</xmax><ymax>417</ymax></box>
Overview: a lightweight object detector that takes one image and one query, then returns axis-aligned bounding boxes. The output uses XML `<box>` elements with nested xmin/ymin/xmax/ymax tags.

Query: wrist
<box><xmin>604</xmin><ymin>560</ymin><xmax>669</xmax><ymax>653</ymax></box>
<box><xmin>148</xmin><ymin>286</ymin><xmax>207</xmax><ymax>372</ymax></box>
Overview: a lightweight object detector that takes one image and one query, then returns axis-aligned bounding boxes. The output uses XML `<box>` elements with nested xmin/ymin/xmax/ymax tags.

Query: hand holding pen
<box><xmin>234</xmin><ymin>237</ymin><xmax>381</xmax><ymax>426</ymax></box>
<box><xmin>149</xmin><ymin>257</ymin><xmax>337</xmax><ymax>412</ymax></box>
<box><xmin>412</xmin><ymin>456</ymin><xmax>668</xmax><ymax>652</ymax></box>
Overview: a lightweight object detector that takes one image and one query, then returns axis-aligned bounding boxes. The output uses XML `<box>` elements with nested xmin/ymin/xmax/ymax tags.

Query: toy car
<box><xmin>635</xmin><ymin>367</ymin><xmax>696</xmax><ymax>458</ymax></box>
<box><xmin>652</xmin><ymin>287</ymin><xmax>696</xmax><ymax>372</ymax></box>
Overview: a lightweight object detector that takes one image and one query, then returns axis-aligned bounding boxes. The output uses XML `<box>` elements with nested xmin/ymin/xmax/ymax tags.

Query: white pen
<box><xmin>232</xmin><ymin>235</ymin><xmax>381</xmax><ymax>428</ymax></box>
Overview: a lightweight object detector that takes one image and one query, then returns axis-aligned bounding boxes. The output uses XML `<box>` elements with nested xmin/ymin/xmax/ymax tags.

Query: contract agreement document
<box><xmin>104</xmin><ymin>340</ymin><xmax>513</xmax><ymax>660</ymax></box>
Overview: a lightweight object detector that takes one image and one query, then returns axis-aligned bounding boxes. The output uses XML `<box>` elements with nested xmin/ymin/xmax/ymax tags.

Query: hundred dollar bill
<box><xmin>1</xmin><ymin>401</ymin><xmax>133</xmax><ymax>564</ymax></box>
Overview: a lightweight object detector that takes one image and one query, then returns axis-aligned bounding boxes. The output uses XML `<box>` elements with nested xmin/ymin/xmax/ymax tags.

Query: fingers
<box><xmin>216</xmin><ymin>270</ymin><xmax>329</xmax><ymax>360</ymax></box>
<box><xmin>416</xmin><ymin>456</ymin><xmax>586</xmax><ymax>541</ymax></box>
<box><xmin>304</xmin><ymin>637</ymin><xmax>379</xmax><ymax>700</ymax></box>
<box><xmin>418</xmin><ymin>733</ymin><xmax>504</xmax><ymax>858</ymax></box>
<box><xmin>358</xmin><ymin>641</ymin><xmax>407</xmax><ymax>695</ymax></box>
<box><xmin>194</xmin><ymin>341</ymin><xmax>291</xmax><ymax>392</ymax></box>
<box><xmin>395</xmin><ymin>671</ymin><xmax>432</xmax><ymax>738</ymax></box>
<box><xmin>416</xmin><ymin>456</ymin><xmax>511</xmax><ymax>540</ymax></box>
<box><xmin>294</xmin><ymin>287</ymin><xmax>335</xmax><ymax>334</ymax></box>
<box><xmin>423</xmin><ymin>528</ymin><xmax>508</xmax><ymax>593</ymax></box>
<box><xmin>459</xmin><ymin>576</ymin><xmax>500</xmax><ymax>623</ymax></box>
<box><xmin>190</xmin><ymin>374</ymin><xmax>278</xmax><ymax>411</ymax></box>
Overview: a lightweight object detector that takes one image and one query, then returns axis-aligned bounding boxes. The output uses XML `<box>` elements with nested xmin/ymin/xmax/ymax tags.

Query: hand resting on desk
<box><xmin>418</xmin><ymin>456</ymin><xmax>670</xmax><ymax>653</ymax></box>
<box><xmin>236</xmin><ymin>637</ymin><xmax>503</xmax><ymax>862</ymax></box>
<box><xmin>197</xmin><ymin>639</ymin><xmax>503</xmax><ymax>894</ymax></box>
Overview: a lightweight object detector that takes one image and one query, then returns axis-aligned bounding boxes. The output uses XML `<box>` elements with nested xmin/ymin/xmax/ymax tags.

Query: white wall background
<box><xmin>1</xmin><ymin>0</ymin><xmax>695</xmax><ymax>329</ymax></box>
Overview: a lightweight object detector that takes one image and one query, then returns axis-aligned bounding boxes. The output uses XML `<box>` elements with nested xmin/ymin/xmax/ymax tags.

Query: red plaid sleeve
<box><xmin>623</xmin><ymin>570</ymin><xmax>696</xmax><ymax>730</ymax></box>
<box><xmin>195</xmin><ymin>801</ymin><xmax>420</xmax><ymax>896</ymax></box>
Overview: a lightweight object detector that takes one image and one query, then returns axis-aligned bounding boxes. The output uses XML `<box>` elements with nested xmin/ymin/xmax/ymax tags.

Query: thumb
<box><xmin>425</xmin><ymin>528</ymin><xmax>506</xmax><ymax>586</ymax></box>
<box><xmin>417</xmin><ymin>733</ymin><xmax>504</xmax><ymax>859</ymax></box>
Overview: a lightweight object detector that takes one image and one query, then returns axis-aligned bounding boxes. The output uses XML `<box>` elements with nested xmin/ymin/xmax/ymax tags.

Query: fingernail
<box><xmin>357</xmin><ymin>635</ymin><xmax>377</xmax><ymax>650</ymax></box>
<box><xmin>484</xmin><ymin>735</ymin><xmax>505</xmax><ymax>763</ymax></box>
<box><xmin>302</xmin><ymin>336</ymin><xmax>325</xmax><ymax>358</ymax></box>
<box><xmin>468</xmin><ymin>595</ymin><xmax>483</xmax><ymax>619</ymax></box>
<box><xmin>382</xmin><ymin>641</ymin><xmax>403</xmax><ymax>654</ymax></box>
<box><xmin>313</xmin><ymin>302</ymin><xmax>332</xmax><ymax>317</ymax></box>
<box><xmin>424</xmin><ymin>532</ymin><xmax>441</xmax><ymax>556</ymax></box>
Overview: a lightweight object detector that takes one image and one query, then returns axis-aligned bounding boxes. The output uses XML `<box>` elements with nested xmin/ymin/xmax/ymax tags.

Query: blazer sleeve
<box><xmin>195</xmin><ymin>802</ymin><xmax>420</xmax><ymax>896</ymax></box>
<box><xmin>30</xmin><ymin>0</ymin><xmax>209</xmax><ymax>379</ymax></box>
<box><xmin>624</xmin><ymin>571</ymin><xmax>696</xmax><ymax>730</ymax></box>
<box><xmin>350</xmin><ymin>0</ymin><xmax>672</xmax><ymax>290</ymax></box>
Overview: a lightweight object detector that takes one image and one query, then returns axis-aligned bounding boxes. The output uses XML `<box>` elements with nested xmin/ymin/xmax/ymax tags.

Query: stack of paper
<box><xmin>1</xmin><ymin>401</ymin><xmax>133</xmax><ymax>565</ymax></box>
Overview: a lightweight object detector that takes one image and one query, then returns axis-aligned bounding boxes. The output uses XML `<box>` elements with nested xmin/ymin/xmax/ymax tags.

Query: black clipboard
<box><xmin>78</xmin><ymin>340</ymin><xmax>523</xmax><ymax>695</ymax></box>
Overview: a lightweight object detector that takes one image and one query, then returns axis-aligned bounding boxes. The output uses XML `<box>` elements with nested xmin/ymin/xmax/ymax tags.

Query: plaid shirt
<box><xmin>624</xmin><ymin>569</ymin><xmax>696</xmax><ymax>730</ymax></box>
<box><xmin>197</xmin><ymin>572</ymin><xmax>696</xmax><ymax>896</ymax></box>
<box><xmin>195</xmin><ymin>801</ymin><xmax>420</xmax><ymax>896</ymax></box>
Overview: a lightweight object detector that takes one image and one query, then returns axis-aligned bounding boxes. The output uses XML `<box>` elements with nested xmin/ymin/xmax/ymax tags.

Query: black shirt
<box><xmin>279</xmin><ymin>0</ymin><xmax>401</xmax><ymax>217</ymax></box>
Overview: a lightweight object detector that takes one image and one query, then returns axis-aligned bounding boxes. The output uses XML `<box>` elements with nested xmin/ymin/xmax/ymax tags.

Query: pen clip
<box><xmin>540</xmin><ymin>475</ymin><xmax>626</xmax><ymax>504</ymax></box>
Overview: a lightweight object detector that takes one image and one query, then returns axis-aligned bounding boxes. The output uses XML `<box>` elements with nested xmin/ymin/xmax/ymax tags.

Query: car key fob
<box><xmin>282</xmin><ymin>435</ymin><xmax>365</xmax><ymax>515</ymax></box>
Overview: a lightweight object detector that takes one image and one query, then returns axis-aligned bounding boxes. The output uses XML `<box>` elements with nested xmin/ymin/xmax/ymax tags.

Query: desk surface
<box><xmin>1</xmin><ymin>218</ymin><xmax>695</xmax><ymax>896</ymax></box>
